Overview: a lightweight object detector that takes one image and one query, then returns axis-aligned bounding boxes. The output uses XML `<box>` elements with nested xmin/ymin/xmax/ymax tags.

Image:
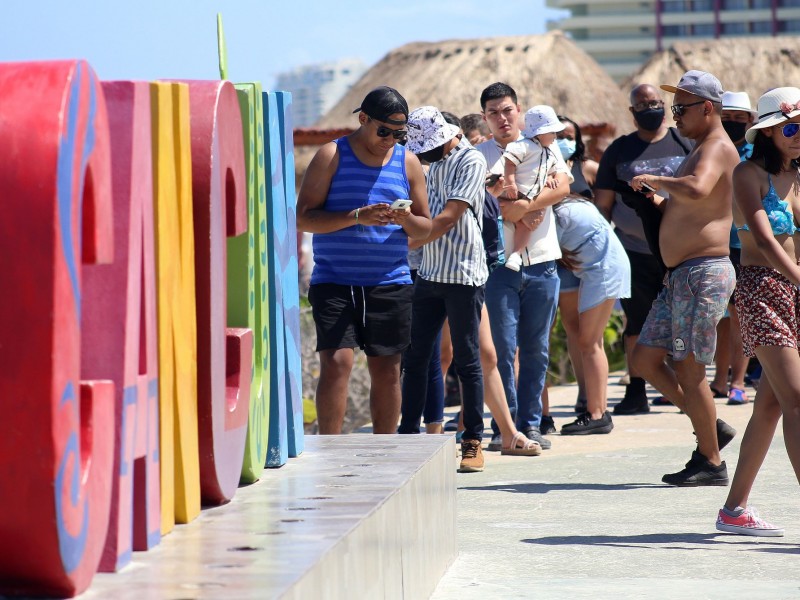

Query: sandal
<box><xmin>710</xmin><ymin>385</ymin><xmax>728</xmax><ymax>399</ymax></box>
<box><xmin>727</xmin><ymin>387</ymin><xmax>748</xmax><ymax>405</ymax></box>
<box><xmin>501</xmin><ymin>431</ymin><xmax>542</xmax><ymax>456</ymax></box>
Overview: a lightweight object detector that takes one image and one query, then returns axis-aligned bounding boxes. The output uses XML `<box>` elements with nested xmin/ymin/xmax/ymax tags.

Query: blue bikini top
<box><xmin>738</xmin><ymin>173</ymin><xmax>797</xmax><ymax>236</ymax></box>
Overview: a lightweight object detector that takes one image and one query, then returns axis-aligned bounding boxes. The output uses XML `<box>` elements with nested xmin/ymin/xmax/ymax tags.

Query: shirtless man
<box><xmin>630</xmin><ymin>71</ymin><xmax>739</xmax><ymax>486</ymax></box>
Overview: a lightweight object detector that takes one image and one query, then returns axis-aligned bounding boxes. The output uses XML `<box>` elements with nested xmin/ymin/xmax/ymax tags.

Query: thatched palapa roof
<box><xmin>315</xmin><ymin>31</ymin><xmax>631</xmax><ymax>135</ymax></box>
<box><xmin>624</xmin><ymin>36</ymin><xmax>800</xmax><ymax>102</ymax></box>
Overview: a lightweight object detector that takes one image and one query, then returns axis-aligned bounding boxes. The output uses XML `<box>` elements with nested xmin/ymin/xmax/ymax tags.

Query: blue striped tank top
<box><xmin>311</xmin><ymin>137</ymin><xmax>412</xmax><ymax>286</ymax></box>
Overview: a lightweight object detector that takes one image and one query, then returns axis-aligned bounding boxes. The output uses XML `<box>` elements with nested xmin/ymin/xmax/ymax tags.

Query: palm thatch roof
<box><xmin>623</xmin><ymin>36</ymin><xmax>800</xmax><ymax>102</ymax></box>
<box><xmin>315</xmin><ymin>31</ymin><xmax>632</xmax><ymax>135</ymax></box>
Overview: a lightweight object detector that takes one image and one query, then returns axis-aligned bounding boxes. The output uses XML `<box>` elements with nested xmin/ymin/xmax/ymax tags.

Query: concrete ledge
<box><xmin>81</xmin><ymin>434</ymin><xmax>457</xmax><ymax>600</ymax></box>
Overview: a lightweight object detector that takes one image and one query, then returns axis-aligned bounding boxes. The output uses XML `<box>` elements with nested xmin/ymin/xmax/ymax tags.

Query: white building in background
<box><xmin>276</xmin><ymin>58</ymin><xmax>367</xmax><ymax>127</ymax></box>
<box><xmin>546</xmin><ymin>0</ymin><xmax>800</xmax><ymax>82</ymax></box>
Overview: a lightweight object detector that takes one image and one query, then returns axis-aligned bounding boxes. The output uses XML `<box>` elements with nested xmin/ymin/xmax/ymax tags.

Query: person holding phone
<box><xmin>296</xmin><ymin>86</ymin><xmax>431</xmax><ymax>435</ymax></box>
<box><xmin>630</xmin><ymin>70</ymin><xmax>738</xmax><ymax>486</ymax></box>
<box><xmin>594</xmin><ymin>82</ymin><xmax>692</xmax><ymax>416</ymax></box>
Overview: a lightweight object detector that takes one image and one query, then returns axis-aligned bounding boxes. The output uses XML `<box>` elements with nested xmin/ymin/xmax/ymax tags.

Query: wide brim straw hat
<box><xmin>745</xmin><ymin>87</ymin><xmax>800</xmax><ymax>143</ymax></box>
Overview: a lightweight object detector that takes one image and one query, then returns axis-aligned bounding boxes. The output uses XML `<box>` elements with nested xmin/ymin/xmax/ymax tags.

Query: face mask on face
<box><xmin>557</xmin><ymin>138</ymin><xmax>577</xmax><ymax>159</ymax></box>
<box><xmin>417</xmin><ymin>144</ymin><xmax>446</xmax><ymax>163</ymax></box>
<box><xmin>633</xmin><ymin>107</ymin><xmax>665</xmax><ymax>132</ymax></box>
<box><xmin>722</xmin><ymin>120</ymin><xmax>748</xmax><ymax>143</ymax></box>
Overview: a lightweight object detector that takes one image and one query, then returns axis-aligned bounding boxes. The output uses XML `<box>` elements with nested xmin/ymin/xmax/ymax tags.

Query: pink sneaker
<box><xmin>716</xmin><ymin>507</ymin><xmax>784</xmax><ymax>537</ymax></box>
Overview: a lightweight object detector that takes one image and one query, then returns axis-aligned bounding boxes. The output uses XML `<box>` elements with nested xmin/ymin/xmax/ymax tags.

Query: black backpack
<box><xmin>471</xmin><ymin>190</ymin><xmax>506</xmax><ymax>272</ymax></box>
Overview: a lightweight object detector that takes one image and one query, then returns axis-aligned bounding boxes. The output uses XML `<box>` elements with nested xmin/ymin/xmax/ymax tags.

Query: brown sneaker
<box><xmin>458</xmin><ymin>439</ymin><xmax>484</xmax><ymax>473</ymax></box>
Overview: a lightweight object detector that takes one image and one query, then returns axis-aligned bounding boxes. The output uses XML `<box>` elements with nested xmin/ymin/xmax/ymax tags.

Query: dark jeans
<box><xmin>399</xmin><ymin>277</ymin><xmax>484</xmax><ymax>441</ymax></box>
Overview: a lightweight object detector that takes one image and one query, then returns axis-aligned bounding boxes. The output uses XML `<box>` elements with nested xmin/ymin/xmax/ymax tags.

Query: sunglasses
<box><xmin>670</xmin><ymin>100</ymin><xmax>706</xmax><ymax>117</ymax></box>
<box><xmin>782</xmin><ymin>122</ymin><xmax>800</xmax><ymax>138</ymax></box>
<box><xmin>371</xmin><ymin>119</ymin><xmax>408</xmax><ymax>141</ymax></box>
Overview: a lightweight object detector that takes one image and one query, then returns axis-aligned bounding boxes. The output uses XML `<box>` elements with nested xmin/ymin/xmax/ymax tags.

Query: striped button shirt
<box><xmin>419</xmin><ymin>138</ymin><xmax>488</xmax><ymax>286</ymax></box>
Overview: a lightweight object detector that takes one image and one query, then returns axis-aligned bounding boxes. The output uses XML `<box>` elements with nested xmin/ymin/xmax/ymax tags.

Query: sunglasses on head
<box><xmin>370</xmin><ymin>119</ymin><xmax>408</xmax><ymax>140</ymax></box>
<box><xmin>782</xmin><ymin>122</ymin><xmax>800</xmax><ymax>138</ymax></box>
<box><xmin>670</xmin><ymin>100</ymin><xmax>706</xmax><ymax>117</ymax></box>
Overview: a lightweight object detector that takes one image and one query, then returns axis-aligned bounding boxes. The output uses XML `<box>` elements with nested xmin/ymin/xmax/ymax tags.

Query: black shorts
<box><xmin>620</xmin><ymin>249</ymin><xmax>665</xmax><ymax>337</ymax></box>
<box><xmin>308</xmin><ymin>283</ymin><xmax>413</xmax><ymax>356</ymax></box>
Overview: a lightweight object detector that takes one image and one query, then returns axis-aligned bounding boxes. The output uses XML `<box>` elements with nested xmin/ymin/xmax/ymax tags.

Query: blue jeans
<box><xmin>485</xmin><ymin>261</ymin><xmax>559</xmax><ymax>434</ymax></box>
<box><xmin>400</xmin><ymin>278</ymin><xmax>484</xmax><ymax>441</ymax></box>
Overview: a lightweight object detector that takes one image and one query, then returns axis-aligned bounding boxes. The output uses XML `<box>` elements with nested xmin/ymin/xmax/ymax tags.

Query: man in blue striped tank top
<box><xmin>297</xmin><ymin>86</ymin><xmax>432</xmax><ymax>435</ymax></box>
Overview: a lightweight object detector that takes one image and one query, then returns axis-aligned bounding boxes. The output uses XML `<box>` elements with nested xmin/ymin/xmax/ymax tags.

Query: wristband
<box><xmin>355</xmin><ymin>208</ymin><xmax>359</xmax><ymax>224</ymax></box>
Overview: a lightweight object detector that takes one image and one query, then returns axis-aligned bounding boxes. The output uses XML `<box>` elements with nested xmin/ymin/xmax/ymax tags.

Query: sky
<box><xmin>1</xmin><ymin>1</ymin><xmax>567</xmax><ymax>89</ymax></box>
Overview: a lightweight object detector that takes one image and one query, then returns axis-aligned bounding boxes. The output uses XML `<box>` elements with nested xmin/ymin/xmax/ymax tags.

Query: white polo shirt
<box><xmin>476</xmin><ymin>135</ymin><xmax>571</xmax><ymax>267</ymax></box>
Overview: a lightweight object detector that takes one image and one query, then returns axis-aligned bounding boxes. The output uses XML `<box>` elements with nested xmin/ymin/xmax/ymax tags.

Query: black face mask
<box><xmin>722</xmin><ymin>120</ymin><xmax>748</xmax><ymax>143</ymax></box>
<box><xmin>633</xmin><ymin>108</ymin><xmax>665</xmax><ymax>132</ymax></box>
<box><xmin>417</xmin><ymin>144</ymin><xmax>446</xmax><ymax>163</ymax></box>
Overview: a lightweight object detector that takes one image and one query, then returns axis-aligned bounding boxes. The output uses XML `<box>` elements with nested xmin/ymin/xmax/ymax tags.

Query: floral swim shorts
<box><xmin>638</xmin><ymin>256</ymin><xmax>735</xmax><ymax>365</ymax></box>
<box><xmin>735</xmin><ymin>265</ymin><xmax>800</xmax><ymax>357</ymax></box>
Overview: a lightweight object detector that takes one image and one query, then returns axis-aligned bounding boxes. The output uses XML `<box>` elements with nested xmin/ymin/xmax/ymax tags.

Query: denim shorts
<box><xmin>558</xmin><ymin>231</ymin><xmax>631</xmax><ymax>313</ymax></box>
<box><xmin>638</xmin><ymin>256</ymin><xmax>735</xmax><ymax>365</ymax></box>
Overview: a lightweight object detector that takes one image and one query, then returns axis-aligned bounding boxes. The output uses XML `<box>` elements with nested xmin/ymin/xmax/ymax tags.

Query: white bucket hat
<box><xmin>745</xmin><ymin>87</ymin><xmax>800</xmax><ymax>143</ymax></box>
<box><xmin>522</xmin><ymin>105</ymin><xmax>565</xmax><ymax>138</ymax></box>
<box><xmin>721</xmin><ymin>91</ymin><xmax>757</xmax><ymax>117</ymax></box>
<box><xmin>405</xmin><ymin>106</ymin><xmax>461</xmax><ymax>155</ymax></box>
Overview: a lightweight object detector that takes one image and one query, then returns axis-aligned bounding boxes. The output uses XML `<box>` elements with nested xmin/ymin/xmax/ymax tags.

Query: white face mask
<box><xmin>557</xmin><ymin>138</ymin><xmax>577</xmax><ymax>159</ymax></box>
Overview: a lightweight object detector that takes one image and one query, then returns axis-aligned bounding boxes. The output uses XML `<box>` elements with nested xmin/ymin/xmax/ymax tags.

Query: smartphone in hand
<box><xmin>485</xmin><ymin>173</ymin><xmax>501</xmax><ymax>187</ymax></box>
<box><xmin>640</xmin><ymin>181</ymin><xmax>656</xmax><ymax>193</ymax></box>
<box><xmin>390</xmin><ymin>199</ymin><xmax>413</xmax><ymax>210</ymax></box>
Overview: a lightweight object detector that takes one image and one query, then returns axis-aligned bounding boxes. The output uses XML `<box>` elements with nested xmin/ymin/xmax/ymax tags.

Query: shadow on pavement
<box><xmin>461</xmin><ymin>482</ymin><xmax>664</xmax><ymax>493</ymax></box>
<box><xmin>522</xmin><ymin>532</ymin><xmax>797</xmax><ymax>550</ymax></box>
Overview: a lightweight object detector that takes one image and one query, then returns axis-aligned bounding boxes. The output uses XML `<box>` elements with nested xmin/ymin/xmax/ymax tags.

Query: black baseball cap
<box><xmin>353</xmin><ymin>86</ymin><xmax>409</xmax><ymax>125</ymax></box>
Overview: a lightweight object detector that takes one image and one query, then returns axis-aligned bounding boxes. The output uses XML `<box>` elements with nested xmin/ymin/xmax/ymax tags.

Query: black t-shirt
<box><xmin>595</xmin><ymin>128</ymin><xmax>691</xmax><ymax>267</ymax></box>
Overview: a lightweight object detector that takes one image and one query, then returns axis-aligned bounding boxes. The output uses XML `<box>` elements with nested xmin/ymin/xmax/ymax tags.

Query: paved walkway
<box><xmin>432</xmin><ymin>373</ymin><xmax>800</xmax><ymax>600</ymax></box>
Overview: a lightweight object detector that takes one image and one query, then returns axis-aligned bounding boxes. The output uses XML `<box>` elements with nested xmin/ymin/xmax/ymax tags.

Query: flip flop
<box><xmin>501</xmin><ymin>431</ymin><xmax>542</xmax><ymax>456</ymax></box>
<box><xmin>727</xmin><ymin>387</ymin><xmax>748</xmax><ymax>405</ymax></box>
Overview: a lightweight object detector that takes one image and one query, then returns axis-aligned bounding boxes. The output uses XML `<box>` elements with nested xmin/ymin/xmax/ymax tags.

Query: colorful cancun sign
<box><xmin>0</xmin><ymin>58</ymin><xmax>302</xmax><ymax>597</ymax></box>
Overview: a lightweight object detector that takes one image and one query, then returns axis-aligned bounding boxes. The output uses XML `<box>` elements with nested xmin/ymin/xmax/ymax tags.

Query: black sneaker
<box><xmin>693</xmin><ymin>418</ymin><xmax>737</xmax><ymax>451</ymax></box>
<box><xmin>540</xmin><ymin>415</ymin><xmax>556</xmax><ymax>435</ymax></box>
<box><xmin>613</xmin><ymin>394</ymin><xmax>650</xmax><ymax>415</ymax></box>
<box><xmin>523</xmin><ymin>427</ymin><xmax>552</xmax><ymax>449</ymax></box>
<box><xmin>486</xmin><ymin>433</ymin><xmax>502</xmax><ymax>452</ymax></box>
<box><xmin>560</xmin><ymin>411</ymin><xmax>614</xmax><ymax>435</ymax></box>
<box><xmin>717</xmin><ymin>419</ymin><xmax>737</xmax><ymax>450</ymax></box>
<box><xmin>662</xmin><ymin>450</ymin><xmax>728</xmax><ymax>486</ymax></box>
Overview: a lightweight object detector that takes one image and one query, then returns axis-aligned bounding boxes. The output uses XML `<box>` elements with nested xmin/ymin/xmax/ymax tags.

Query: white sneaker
<box><xmin>505</xmin><ymin>252</ymin><xmax>522</xmax><ymax>271</ymax></box>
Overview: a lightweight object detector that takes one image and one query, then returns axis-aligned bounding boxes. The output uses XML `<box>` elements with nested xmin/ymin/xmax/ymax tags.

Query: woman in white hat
<box><xmin>716</xmin><ymin>87</ymin><xmax>800</xmax><ymax>537</ymax></box>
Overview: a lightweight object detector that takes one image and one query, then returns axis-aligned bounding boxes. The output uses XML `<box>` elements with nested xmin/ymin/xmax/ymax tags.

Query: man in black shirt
<box><xmin>595</xmin><ymin>83</ymin><xmax>691</xmax><ymax>414</ymax></box>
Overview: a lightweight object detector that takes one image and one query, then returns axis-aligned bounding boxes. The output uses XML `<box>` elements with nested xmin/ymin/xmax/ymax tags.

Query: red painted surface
<box><xmin>83</xmin><ymin>80</ymin><xmax>161</xmax><ymax>572</ymax></box>
<box><xmin>0</xmin><ymin>60</ymin><xmax>114</xmax><ymax>597</ymax></box>
<box><xmin>181</xmin><ymin>79</ymin><xmax>251</xmax><ymax>504</ymax></box>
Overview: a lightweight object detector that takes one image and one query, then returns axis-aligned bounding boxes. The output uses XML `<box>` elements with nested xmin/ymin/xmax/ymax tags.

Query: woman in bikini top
<box><xmin>737</xmin><ymin>172</ymin><xmax>798</xmax><ymax>236</ymax></box>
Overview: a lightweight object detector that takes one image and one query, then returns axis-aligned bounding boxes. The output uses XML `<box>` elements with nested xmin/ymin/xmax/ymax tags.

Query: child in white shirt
<box><xmin>502</xmin><ymin>105</ymin><xmax>564</xmax><ymax>271</ymax></box>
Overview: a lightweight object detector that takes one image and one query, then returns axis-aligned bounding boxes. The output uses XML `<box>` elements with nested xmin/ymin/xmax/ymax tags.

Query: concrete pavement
<box><xmin>432</xmin><ymin>374</ymin><xmax>800</xmax><ymax>600</ymax></box>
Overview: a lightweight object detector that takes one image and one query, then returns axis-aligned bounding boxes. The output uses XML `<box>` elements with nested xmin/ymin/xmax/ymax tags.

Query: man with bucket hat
<box><xmin>296</xmin><ymin>86</ymin><xmax>431</xmax><ymax>435</ymax></box>
<box><xmin>630</xmin><ymin>70</ymin><xmax>739</xmax><ymax>486</ymax></box>
<box><xmin>397</xmin><ymin>106</ymin><xmax>489</xmax><ymax>473</ymax></box>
